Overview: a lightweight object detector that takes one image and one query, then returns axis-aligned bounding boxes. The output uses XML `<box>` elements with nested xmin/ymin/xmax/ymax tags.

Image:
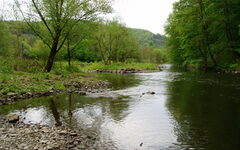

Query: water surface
<box><xmin>1</xmin><ymin>65</ymin><xmax>240</xmax><ymax>150</ymax></box>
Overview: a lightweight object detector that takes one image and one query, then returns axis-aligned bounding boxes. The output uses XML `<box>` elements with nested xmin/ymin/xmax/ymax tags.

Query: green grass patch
<box><xmin>80</xmin><ymin>62</ymin><xmax>157</xmax><ymax>71</ymax></box>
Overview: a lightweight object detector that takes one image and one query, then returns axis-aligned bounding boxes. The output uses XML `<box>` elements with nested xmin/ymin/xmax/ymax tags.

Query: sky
<box><xmin>111</xmin><ymin>0</ymin><xmax>178</xmax><ymax>34</ymax></box>
<box><xmin>0</xmin><ymin>0</ymin><xmax>177</xmax><ymax>34</ymax></box>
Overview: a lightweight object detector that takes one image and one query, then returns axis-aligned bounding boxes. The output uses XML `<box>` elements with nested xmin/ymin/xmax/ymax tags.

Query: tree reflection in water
<box><xmin>166</xmin><ymin>71</ymin><xmax>240</xmax><ymax>150</ymax></box>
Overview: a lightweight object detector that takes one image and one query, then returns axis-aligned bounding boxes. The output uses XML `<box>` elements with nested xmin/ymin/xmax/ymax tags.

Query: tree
<box><xmin>15</xmin><ymin>0</ymin><xmax>112</xmax><ymax>72</ymax></box>
<box><xmin>94</xmin><ymin>20</ymin><xmax>139</xmax><ymax>64</ymax></box>
<box><xmin>0</xmin><ymin>20</ymin><xmax>11</xmax><ymax>56</ymax></box>
<box><xmin>165</xmin><ymin>0</ymin><xmax>240</xmax><ymax>69</ymax></box>
<box><xmin>64</xmin><ymin>21</ymin><xmax>96</xmax><ymax>66</ymax></box>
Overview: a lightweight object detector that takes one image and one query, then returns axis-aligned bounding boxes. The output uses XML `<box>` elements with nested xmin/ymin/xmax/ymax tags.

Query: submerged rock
<box><xmin>142</xmin><ymin>91</ymin><xmax>155</xmax><ymax>95</ymax></box>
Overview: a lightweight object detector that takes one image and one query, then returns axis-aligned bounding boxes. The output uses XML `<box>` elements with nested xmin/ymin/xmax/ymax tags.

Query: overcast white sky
<box><xmin>111</xmin><ymin>0</ymin><xmax>178</xmax><ymax>34</ymax></box>
<box><xmin>0</xmin><ymin>0</ymin><xmax>177</xmax><ymax>34</ymax></box>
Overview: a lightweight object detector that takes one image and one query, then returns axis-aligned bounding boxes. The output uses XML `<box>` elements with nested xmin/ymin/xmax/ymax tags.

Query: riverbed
<box><xmin>1</xmin><ymin>65</ymin><xmax>240</xmax><ymax>150</ymax></box>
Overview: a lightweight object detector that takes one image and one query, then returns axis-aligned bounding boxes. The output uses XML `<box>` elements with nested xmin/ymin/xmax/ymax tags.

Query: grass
<box><xmin>0</xmin><ymin>71</ymin><xmax>93</xmax><ymax>95</ymax></box>
<box><xmin>80</xmin><ymin>62</ymin><xmax>158</xmax><ymax>71</ymax></box>
<box><xmin>0</xmin><ymin>57</ymin><xmax>158</xmax><ymax>96</ymax></box>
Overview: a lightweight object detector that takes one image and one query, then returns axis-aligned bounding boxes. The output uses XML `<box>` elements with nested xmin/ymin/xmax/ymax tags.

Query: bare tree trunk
<box><xmin>67</xmin><ymin>40</ymin><xmax>71</xmax><ymax>66</ymax></box>
<box><xmin>45</xmin><ymin>48</ymin><xmax>57</xmax><ymax>72</ymax></box>
<box><xmin>44</xmin><ymin>36</ymin><xmax>60</xmax><ymax>72</ymax></box>
<box><xmin>68</xmin><ymin>48</ymin><xmax>71</xmax><ymax>67</ymax></box>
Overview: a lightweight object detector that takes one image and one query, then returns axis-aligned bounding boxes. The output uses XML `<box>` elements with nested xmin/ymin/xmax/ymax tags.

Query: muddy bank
<box><xmin>0</xmin><ymin>80</ymin><xmax>109</xmax><ymax>106</ymax></box>
<box><xmin>0</xmin><ymin>120</ymin><xmax>116</xmax><ymax>150</ymax></box>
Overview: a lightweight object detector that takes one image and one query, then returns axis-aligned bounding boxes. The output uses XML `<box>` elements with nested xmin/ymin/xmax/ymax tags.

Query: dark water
<box><xmin>1</xmin><ymin>65</ymin><xmax>240</xmax><ymax>150</ymax></box>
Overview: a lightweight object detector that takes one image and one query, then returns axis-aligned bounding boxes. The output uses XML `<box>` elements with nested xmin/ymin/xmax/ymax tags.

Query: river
<box><xmin>1</xmin><ymin>65</ymin><xmax>240</xmax><ymax>150</ymax></box>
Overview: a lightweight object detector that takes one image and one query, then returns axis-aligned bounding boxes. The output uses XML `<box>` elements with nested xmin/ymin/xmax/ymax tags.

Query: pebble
<box><xmin>0</xmin><ymin>122</ymin><xmax>117</xmax><ymax>150</ymax></box>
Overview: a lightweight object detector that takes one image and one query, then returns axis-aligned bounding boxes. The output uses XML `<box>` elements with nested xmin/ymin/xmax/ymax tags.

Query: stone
<box><xmin>78</xmin><ymin>91</ymin><xmax>87</xmax><ymax>96</ymax></box>
<box><xmin>6</xmin><ymin>114</ymin><xmax>20</xmax><ymax>123</ymax></box>
<box><xmin>59</xmin><ymin>131</ymin><xmax>68</xmax><ymax>135</ymax></box>
<box><xmin>70</xmin><ymin>133</ymin><xmax>78</xmax><ymax>136</ymax></box>
<box><xmin>146</xmin><ymin>91</ymin><xmax>155</xmax><ymax>95</ymax></box>
<box><xmin>7</xmin><ymin>92</ymin><xmax>16</xmax><ymax>96</ymax></box>
<box><xmin>26</xmin><ymin>92</ymin><xmax>33</xmax><ymax>96</ymax></box>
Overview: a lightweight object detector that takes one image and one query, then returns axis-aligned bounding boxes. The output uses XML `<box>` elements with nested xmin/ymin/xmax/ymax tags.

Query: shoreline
<box><xmin>0</xmin><ymin>80</ymin><xmax>109</xmax><ymax>106</ymax></box>
<box><xmin>0</xmin><ymin>68</ymin><xmax>161</xmax><ymax>106</ymax></box>
<box><xmin>88</xmin><ymin>68</ymin><xmax>160</xmax><ymax>74</ymax></box>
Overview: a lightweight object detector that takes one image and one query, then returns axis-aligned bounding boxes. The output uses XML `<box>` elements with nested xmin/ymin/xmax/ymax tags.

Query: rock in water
<box><xmin>6</xmin><ymin>114</ymin><xmax>20</xmax><ymax>123</ymax></box>
<box><xmin>146</xmin><ymin>91</ymin><xmax>155</xmax><ymax>95</ymax></box>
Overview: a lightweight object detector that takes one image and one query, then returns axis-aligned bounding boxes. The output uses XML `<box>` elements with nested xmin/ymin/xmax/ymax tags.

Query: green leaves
<box><xmin>165</xmin><ymin>0</ymin><xmax>240</xmax><ymax>69</ymax></box>
<box><xmin>94</xmin><ymin>20</ymin><xmax>139</xmax><ymax>64</ymax></box>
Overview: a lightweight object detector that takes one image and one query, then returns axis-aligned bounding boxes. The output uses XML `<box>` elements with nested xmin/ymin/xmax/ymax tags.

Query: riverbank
<box><xmin>173</xmin><ymin>64</ymin><xmax>240</xmax><ymax>75</ymax></box>
<box><xmin>80</xmin><ymin>62</ymin><xmax>158</xmax><ymax>72</ymax></box>
<box><xmin>0</xmin><ymin>72</ymin><xmax>109</xmax><ymax>106</ymax></box>
<box><xmin>0</xmin><ymin>121</ymin><xmax>115</xmax><ymax>150</ymax></box>
<box><xmin>0</xmin><ymin>62</ymin><xmax>160</xmax><ymax>106</ymax></box>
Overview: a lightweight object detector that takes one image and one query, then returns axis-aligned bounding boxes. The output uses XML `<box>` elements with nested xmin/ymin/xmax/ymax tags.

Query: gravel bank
<box><xmin>0</xmin><ymin>119</ymin><xmax>116</xmax><ymax>150</ymax></box>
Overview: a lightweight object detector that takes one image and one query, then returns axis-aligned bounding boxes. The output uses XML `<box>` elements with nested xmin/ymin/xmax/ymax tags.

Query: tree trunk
<box><xmin>68</xmin><ymin>49</ymin><xmax>71</xmax><ymax>67</ymax></box>
<box><xmin>44</xmin><ymin>36</ymin><xmax>60</xmax><ymax>72</ymax></box>
<box><xmin>44</xmin><ymin>49</ymin><xmax>57</xmax><ymax>72</ymax></box>
<box><xmin>67</xmin><ymin>40</ymin><xmax>71</xmax><ymax>66</ymax></box>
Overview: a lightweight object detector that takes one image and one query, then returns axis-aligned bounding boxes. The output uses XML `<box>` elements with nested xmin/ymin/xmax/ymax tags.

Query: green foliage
<box><xmin>52</xmin><ymin>61</ymin><xmax>83</xmax><ymax>75</ymax></box>
<box><xmin>14</xmin><ymin>0</ymin><xmax>112</xmax><ymax>72</ymax></box>
<box><xmin>1</xmin><ymin>85</ymin><xmax>21</xmax><ymax>94</ymax></box>
<box><xmin>0</xmin><ymin>21</ymin><xmax>12</xmax><ymax>56</ymax></box>
<box><xmin>82</xmin><ymin>62</ymin><xmax>157</xmax><ymax>71</ymax></box>
<box><xmin>0</xmin><ymin>74</ymin><xmax>12</xmax><ymax>83</ymax></box>
<box><xmin>63</xmin><ymin>21</ymin><xmax>100</xmax><ymax>63</ymax></box>
<box><xmin>129</xmin><ymin>28</ymin><xmax>165</xmax><ymax>48</ymax></box>
<box><xmin>140</xmin><ymin>47</ymin><xmax>168</xmax><ymax>63</ymax></box>
<box><xmin>94</xmin><ymin>20</ymin><xmax>140</xmax><ymax>64</ymax></box>
<box><xmin>24</xmin><ymin>40</ymin><xmax>49</xmax><ymax>60</ymax></box>
<box><xmin>0</xmin><ymin>19</ymin><xmax>167</xmax><ymax>69</ymax></box>
<box><xmin>53</xmin><ymin>83</ymin><xmax>65</xmax><ymax>90</ymax></box>
<box><xmin>165</xmin><ymin>0</ymin><xmax>240</xmax><ymax>70</ymax></box>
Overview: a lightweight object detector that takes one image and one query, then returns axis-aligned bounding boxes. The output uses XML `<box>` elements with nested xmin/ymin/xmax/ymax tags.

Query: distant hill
<box><xmin>129</xmin><ymin>28</ymin><xmax>165</xmax><ymax>48</ymax></box>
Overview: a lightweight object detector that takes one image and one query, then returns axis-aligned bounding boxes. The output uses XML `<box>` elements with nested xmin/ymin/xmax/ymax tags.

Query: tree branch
<box><xmin>32</xmin><ymin>0</ymin><xmax>54</xmax><ymax>38</ymax></box>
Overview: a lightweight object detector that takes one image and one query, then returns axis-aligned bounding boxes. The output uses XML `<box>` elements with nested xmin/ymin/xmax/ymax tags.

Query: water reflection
<box><xmin>0</xmin><ymin>94</ymin><xmax>131</xmax><ymax>128</ymax></box>
<box><xmin>21</xmin><ymin>107</ymin><xmax>51</xmax><ymax>125</ymax></box>
<box><xmin>49</xmin><ymin>98</ymin><xmax>62</xmax><ymax>126</ymax></box>
<box><xmin>166</xmin><ymin>70</ymin><xmax>240</xmax><ymax>150</ymax></box>
<box><xmin>96</xmin><ymin>73</ymin><xmax>140</xmax><ymax>90</ymax></box>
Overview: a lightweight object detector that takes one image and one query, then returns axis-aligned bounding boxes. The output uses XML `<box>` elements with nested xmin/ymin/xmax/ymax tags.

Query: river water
<box><xmin>1</xmin><ymin>65</ymin><xmax>240</xmax><ymax>150</ymax></box>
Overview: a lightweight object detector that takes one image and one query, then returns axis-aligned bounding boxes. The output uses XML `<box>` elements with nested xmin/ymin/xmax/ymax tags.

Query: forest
<box><xmin>165</xmin><ymin>0</ymin><xmax>240</xmax><ymax>71</ymax></box>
